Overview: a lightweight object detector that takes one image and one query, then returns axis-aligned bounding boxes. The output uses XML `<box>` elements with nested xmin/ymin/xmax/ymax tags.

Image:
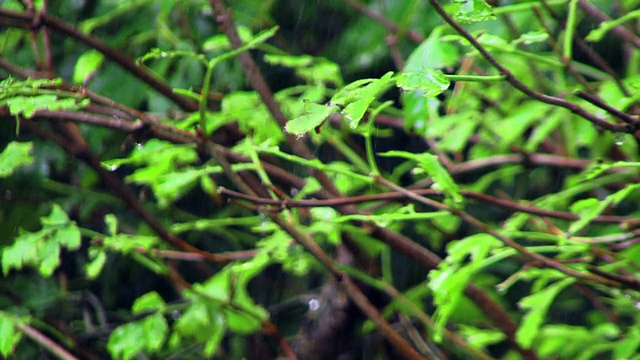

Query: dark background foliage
<box><xmin>2</xmin><ymin>0</ymin><xmax>640</xmax><ymax>359</ymax></box>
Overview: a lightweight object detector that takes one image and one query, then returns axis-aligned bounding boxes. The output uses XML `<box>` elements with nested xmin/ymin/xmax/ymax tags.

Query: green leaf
<box><xmin>215</xmin><ymin>91</ymin><xmax>284</xmax><ymax>144</ymax></box>
<box><xmin>5</xmin><ymin>95</ymin><xmax>88</xmax><ymax>119</ymax></box>
<box><xmin>516</xmin><ymin>278</ymin><xmax>575</xmax><ymax>349</ymax></box>
<box><xmin>428</xmin><ymin>234</ymin><xmax>501</xmax><ymax>341</ymax></box>
<box><xmin>453</xmin><ymin>0</ymin><xmax>496</xmax><ymax>24</ymax></box>
<box><xmin>329</xmin><ymin>72</ymin><xmax>395</xmax><ymax>128</ymax></box>
<box><xmin>285</xmin><ymin>101</ymin><xmax>336</xmax><ymax>135</ymax></box>
<box><xmin>174</xmin><ymin>301</ymin><xmax>212</xmax><ymax>340</ymax></box>
<box><xmin>586</xmin><ymin>10</ymin><xmax>640</xmax><ymax>43</ymax></box>
<box><xmin>459</xmin><ymin>325</ymin><xmax>506</xmax><ymax>349</ymax></box>
<box><xmin>108</xmin><ymin>281</ymin><xmax>168</xmax><ymax>356</ymax></box>
<box><xmin>105</xmin><ymin>214</ymin><xmax>118</xmax><ymax>235</ymax></box>
<box><xmin>379</xmin><ymin>151</ymin><xmax>464</xmax><ymax>208</ymax></box>
<box><xmin>224</xmin><ymin>309</ymin><xmax>262</xmax><ymax>334</ymax></box>
<box><xmin>136</xmin><ymin>48</ymin><xmax>207</xmax><ymax>67</ymax></box>
<box><xmin>73</xmin><ymin>49</ymin><xmax>105</xmax><ymax>84</ymax></box>
<box><xmin>264</xmin><ymin>54</ymin><xmax>343</xmax><ymax>86</ymax></box>
<box><xmin>568</xmin><ymin>184</ymin><xmax>640</xmax><ymax>237</ymax></box>
<box><xmin>38</xmin><ymin>240</ymin><xmax>61</xmax><ymax>277</ymax></box>
<box><xmin>512</xmin><ymin>31</ymin><xmax>550</xmax><ymax>46</ymax></box>
<box><xmin>428</xmin><ymin>112</ymin><xmax>479</xmax><ymax>152</ymax></box>
<box><xmin>108</xmin><ymin>322</ymin><xmax>146</xmax><ymax>360</ymax></box>
<box><xmin>203</xmin><ymin>26</ymin><xmax>254</xmax><ymax>51</ymax></box>
<box><xmin>396</xmin><ymin>68</ymin><xmax>450</xmax><ymax>97</ymax></box>
<box><xmin>537</xmin><ymin>325</ymin><xmax>598</xmax><ymax>358</ymax></box>
<box><xmin>405</xmin><ymin>26</ymin><xmax>460</xmax><ymax>71</ymax></box>
<box><xmin>492</xmin><ymin>101</ymin><xmax>549</xmax><ymax>149</ymax></box>
<box><xmin>143</xmin><ymin>313</ymin><xmax>168</xmax><ymax>352</ymax></box>
<box><xmin>85</xmin><ymin>250</ymin><xmax>106</xmax><ymax>279</ymax></box>
<box><xmin>2</xmin><ymin>204</ymin><xmax>81</xmax><ymax>276</ymax></box>
<box><xmin>202</xmin><ymin>318</ymin><xmax>225</xmax><ymax>357</ymax></box>
<box><xmin>614</xmin><ymin>326</ymin><xmax>640</xmax><ymax>359</ymax></box>
<box><xmin>342</xmin><ymin>97</ymin><xmax>372</xmax><ymax>129</ymax></box>
<box><xmin>132</xmin><ymin>292</ymin><xmax>166</xmax><ymax>315</ymax></box>
<box><xmin>0</xmin><ymin>142</ymin><xmax>34</xmax><ymax>178</ymax></box>
<box><xmin>0</xmin><ymin>314</ymin><xmax>21</xmax><ymax>358</ymax></box>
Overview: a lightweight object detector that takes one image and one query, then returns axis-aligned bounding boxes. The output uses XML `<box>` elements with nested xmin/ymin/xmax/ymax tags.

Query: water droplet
<box><xmin>259</xmin><ymin>212</ymin><xmax>268</xmax><ymax>228</ymax></box>
<box><xmin>109</xmin><ymin>164</ymin><xmax>119</xmax><ymax>171</ymax></box>
<box><xmin>308</xmin><ymin>298</ymin><xmax>320</xmax><ymax>311</ymax></box>
<box><xmin>375</xmin><ymin>216</ymin><xmax>390</xmax><ymax>228</ymax></box>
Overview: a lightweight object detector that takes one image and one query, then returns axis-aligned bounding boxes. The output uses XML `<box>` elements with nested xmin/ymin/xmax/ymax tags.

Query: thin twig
<box><xmin>16</xmin><ymin>323</ymin><xmax>79</xmax><ymax>360</ymax></box>
<box><xmin>218</xmin><ymin>187</ymin><xmax>630</xmax><ymax>224</ymax></box>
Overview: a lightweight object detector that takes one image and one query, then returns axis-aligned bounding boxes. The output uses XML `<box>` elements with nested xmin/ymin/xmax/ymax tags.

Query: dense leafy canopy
<box><xmin>2</xmin><ymin>0</ymin><xmax>640</xmax><ymax>359</ymax></box>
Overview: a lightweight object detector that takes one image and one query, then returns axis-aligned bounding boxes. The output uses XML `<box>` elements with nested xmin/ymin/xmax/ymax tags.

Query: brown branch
<box><xmin>33</xmin><ymin>110</ymin><xmax>143</xmax><ymax>132</ymax></box>
<box><xmin>134</xmin><ymin>248</ymin><xmax>257</xmax><ymax>262</ymax></box>
<box><xmin>575</xmin><ymin>91</ymin><xmax>639</xmax><ymax>125</ymax></box>
<box><xmin>17</xmin><ymin>323</ymin><xmax>79</xmax><ymax>360</ymax></box>
<box><xmin>218</xmin><ymin>187</ymin><xmax>630</xmax><ymax>224</ymax></box>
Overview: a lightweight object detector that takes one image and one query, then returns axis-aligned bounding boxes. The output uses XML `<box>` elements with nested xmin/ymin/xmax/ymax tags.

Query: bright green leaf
<box><xmin>2</xmin><ymin>204</ymin><xmax>80</xmax><ymax>276</ymax></box>
<box><xmin>85</xmin><ymin>250</ymin><xmax>106</xmax><ymax>279</ymax></box>
<box><xmin>0</xmin><ymin>142</ymin><xmax>33</xmax><ymax>178</ymax></box>
<box><xmin>516</xmin><ymin>278</ymin><xmax>575</xmax><ymax>348</ymax></box>
<box><xmin>108</xmin><ymin>322</ymin><xmax>146</xmax><ymax>360</ymax></box>
<box><xmin>73</xmin><ymin>50</ymin><xmax>105</xmax><ymax>84</ymax></box>
<box><xmin>405</xmin><ymin>26</ymin><xmax>460</xmax><ymax>71</ymax></box>
<box><xmin>132</xmin><ymin>292</ymin><xmax>166</xmax><ymax>315</ymax></box>
<box><xmin>513</xmin><ymin>31</ymin><xmax>550</xmax><ymax>46</ymax></box>
<box><xmin>143</xmin><ymin>313</ymin><xmax>168</xmax><ymax>352</ymax></box>
<box><xmin>379</xmin><ymin>151</ymin><xmax>464</xmax><ymax>208</ymax></box>
<box><xmin>428</xmin><ymin>234</ymin><xmax>500</xmax><ymax>341</ymax></box>
<box><xmin>6</xmin><ymin>95</ymin><xmax>88</xmax><ymax>119</ymax></box>
<box><xmin>568</xmin><ymin>184</ymin><xmax>640</xmax><ymax>236</ymax></box>
<box><xmin>454</xmin><ymin>0</ymin><xmax>496</xmax><ymax>24</ymax></box>
<box><xmin>396</xmin><ymin>69</ymin><xmax>450</xmax><ymax>97</ymax></box>
<box><xmin>285</xmin><ymin>101</ymin><xmax>336</xmax><ymax>135</ymax></box>
<box><xmin>0</xmin><ymin>314</ymin><xmax>21</xmax><ymax>358</ymax></box>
